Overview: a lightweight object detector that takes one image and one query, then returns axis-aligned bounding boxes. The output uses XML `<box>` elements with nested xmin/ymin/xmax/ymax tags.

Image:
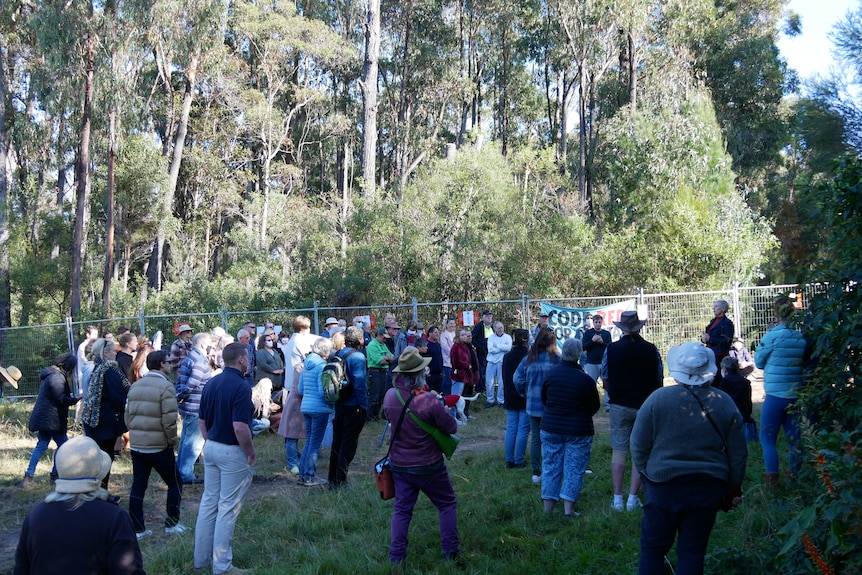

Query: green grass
<box><xmin>0</xmin><ymin>399</ymin><xmax>806</xmax><ymax>574</ymax></box>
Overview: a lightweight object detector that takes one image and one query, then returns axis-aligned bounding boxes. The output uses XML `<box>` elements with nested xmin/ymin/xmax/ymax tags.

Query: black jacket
<box><xmin>541</xmin><ymin>361</ymin><xmax>600</xmax><ymax>436</ymax></box>
<box><xmin>28</xmin><ymin>367</ymin><xmax>78</xmax><ymax>434</ymax></box>
<box><xmin>502</xmin><ymin>346</ymin><xmax>529</xmax><ymax>410</ymax></box>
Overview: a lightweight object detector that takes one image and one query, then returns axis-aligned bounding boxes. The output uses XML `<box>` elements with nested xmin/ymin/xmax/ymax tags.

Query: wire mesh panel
<box><xmin>737</xmin><ymin>284</ymin><xmax>816</xmax><ymax>348</ymax></box>
<box><xmin>139</xmin><ymin>312</ymin><xmax>224</xmax><ymax>350</ymax></box>
<box><xmin>225</xmin><ymin>308</ymin><xmax>314</xmax><ymax>340</ymax></box>
<box><xmin>0</xmin><ymin>283</ymin><xmax>822</xmax><ymax>399</ymax></box>
<box><xmin>0</xmin><ymin>323</ymin><xmax>70</xmax><ymax>397</ymax></box>
<box><xmin>641</xmin><ymin>290</ymin><xmax>732</xmax><ymax>360</ymax></box>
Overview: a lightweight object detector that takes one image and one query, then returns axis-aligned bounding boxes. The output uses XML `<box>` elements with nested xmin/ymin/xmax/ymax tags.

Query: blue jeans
<box><xmin>130</xmin><ymin>447</ymin><xmax>182</xmax><ymax>531</ymax></box>
<box><xmin>505</xmin><ymin>409</ymin><xmax>530</xmax><ymax>465</ymax></box>
<box><xmin>299</xmin><ymin>412</ymin><xmax>329</xmax><ymax>481</ymax></box>
<box><xmin>177</xmin><ymin>412</ymin><xmax>205</xmax><ymax>482</ymax></box>
<box><xmin>639</xmin><ymin>477</ymin><xmax>725</xmax><ymax>575</ymax></box>
<box><xmin>760</xmin><ymin>394</ymin><xmax>801</xmax><ymax>474</ymax></box>
<box><xmin>284</xmin><ymin>438</ymin><xmax>300</xmax><ymax>470</ymax></box>
<box><xmin>442</xmin><ymin>367</ymin><xmax>452</xmax><ymax>396</ymax></box>
<box><xmin>485</xmin><ymin>362</ymin><xmax>504</xmax><ymax>404</ymax></box>
<box><xmin>26</xmin><ymin>431</ymin><xmax>68</xmax><ymax>478</ymax></box>
<box><xmin>540</xmin><ymin>432</ymin><xmax>592</xmax><ymax>503</ymax></box>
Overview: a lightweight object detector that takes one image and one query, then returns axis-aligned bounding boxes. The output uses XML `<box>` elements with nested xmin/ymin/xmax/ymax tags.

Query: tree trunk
<box><xmin>101</xmin><ymin>110</ymin><xmax>116</xmax><ymax>317</ymax></box>
<box><xmin>0</xmin><ymin>46</ymin><xmax>12</xmax><ymax>330</ymax></box>
<box><xmin>360</xmin><ymin>0</ymin><xmax>380</xmax><ymax>202</ymax></box>
<box><xmin>628</xmin><ymin>30</ymin><xmax>637</xmax><ymax>112</ymax></box>
<box><xmin>578</xmin><ymin>64</ymin><xmax>587</xmax><ymax>208</ymax></box>
<box><xmin>149</xmin><ymin>51</ymin><xmax>200</xmax><ymax>291</ymax></box>
<box><xmin>71</xmin><ymin>29</ymin><xmax>95</xmax><ymax>320</ymax></box>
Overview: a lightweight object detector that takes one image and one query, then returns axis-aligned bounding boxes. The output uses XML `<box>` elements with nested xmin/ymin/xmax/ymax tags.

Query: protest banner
<box><xmin>540</xmin><ymin>300</ymin><xmax>638</xmax><ymax>348</ymax></box>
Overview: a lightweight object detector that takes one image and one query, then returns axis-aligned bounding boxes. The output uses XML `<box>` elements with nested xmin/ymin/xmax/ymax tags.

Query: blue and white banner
<box><xmin>540</xmin><ymin>300</ymin><xmax>637</xmax><ymax>348</ymax></box>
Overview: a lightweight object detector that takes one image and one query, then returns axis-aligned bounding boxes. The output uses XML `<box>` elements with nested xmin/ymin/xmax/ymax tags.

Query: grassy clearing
<box><xmin>0</xmin><ymin>398</ymin><xmax>804</xmax><ymax>574</ymax></box>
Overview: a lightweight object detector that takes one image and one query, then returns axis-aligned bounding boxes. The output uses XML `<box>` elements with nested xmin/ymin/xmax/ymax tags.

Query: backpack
<box><xmin>321</xmin><ymin>349</ymin><xmax>356</xmax><ymax>403</ymax></box>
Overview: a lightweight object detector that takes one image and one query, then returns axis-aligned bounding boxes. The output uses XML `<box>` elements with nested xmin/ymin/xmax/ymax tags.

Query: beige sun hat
<box><xmin>0</xmin><ymin>365</ymin><xmax>21</xmax><ymax>389</ymax></box>
<box><xmin>54</xmin><ymin>436</ymin><xmax>113</xmax><ymax>494</ymax></box>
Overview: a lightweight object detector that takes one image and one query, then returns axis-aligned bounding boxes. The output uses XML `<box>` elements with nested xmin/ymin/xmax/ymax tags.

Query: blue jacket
<box><xmin>338</xmin><ymin>347</ymin><xmax>368</xmax><ymax>410</ymax></box>
<box><xmin>513</xmin><ymin>352</ymin><xmax>560</xmax><ymax>418</ymax></box>
<box><xmin>298</xmin><ymin>353</ymin><xmax>334</xmax><ymax>415</ymax></box>
<box><xmin>755</xmin><ymin>323</ymin><xmax>807</xmax><ymax>399</ymax></box>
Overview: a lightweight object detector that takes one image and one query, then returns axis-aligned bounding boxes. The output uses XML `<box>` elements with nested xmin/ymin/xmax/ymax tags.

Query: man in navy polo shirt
<box><xmin>193</xmin><ymin>343</ymin><xmax>256</xmax><ymax>575</ymax></box>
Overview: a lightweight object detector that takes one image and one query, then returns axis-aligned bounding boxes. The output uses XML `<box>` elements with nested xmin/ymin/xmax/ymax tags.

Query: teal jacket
<box><xmin>755</xmin><ymin>323</ymin><xmax>806</xmax><ymax>399</ymax></box>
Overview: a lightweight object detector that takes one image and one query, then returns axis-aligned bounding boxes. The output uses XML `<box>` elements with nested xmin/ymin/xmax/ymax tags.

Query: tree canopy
<box><xmin>0</xmin><ymin>0</ymin><xmax>857</xmax><ymax>324</ymax></box>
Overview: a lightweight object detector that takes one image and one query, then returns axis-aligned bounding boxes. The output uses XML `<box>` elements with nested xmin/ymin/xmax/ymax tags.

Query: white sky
<box><xmin>777</xmin><ymin>0</ymin><xmax>858</xmax><ymax>80</ymax></box>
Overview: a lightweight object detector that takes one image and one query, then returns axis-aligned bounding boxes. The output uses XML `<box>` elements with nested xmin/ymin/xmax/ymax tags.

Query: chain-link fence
<box><xmin>0</xmin><ymin>284</ymin><xmax>813</xmax><ymax>399</ymax></box>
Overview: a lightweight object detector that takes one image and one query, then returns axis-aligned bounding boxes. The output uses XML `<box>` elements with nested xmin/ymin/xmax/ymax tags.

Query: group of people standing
<box><xmin>12</xmin><ymin>294</ymin><xmax>809</xmax><ymax>575</ymax></box>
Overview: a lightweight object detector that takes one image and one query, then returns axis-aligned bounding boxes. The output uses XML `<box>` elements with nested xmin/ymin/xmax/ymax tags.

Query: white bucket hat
<box><xmin>667</xmin><ymin>342</ymin><xmax>716</xmax><ymax>386</ymax></box>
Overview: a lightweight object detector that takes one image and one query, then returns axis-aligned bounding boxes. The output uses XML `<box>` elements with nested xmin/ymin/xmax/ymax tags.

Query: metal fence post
<box><xmin>411</xmin><ymin>297</ymin><xmax>418</xmax><ymax>323</ymax></box>
<box><xmin>65</xmin><ymin>316</ymin><xmax>75</xmax><ymax>354</ymax></box>
<box><xmin>732</xmin><ymin>281</ymin><xmax>741</xmax><ymax>338</ymax></box>
<box><xmin>313</xmin><ymin>301</ymin><xmax>320</xmax><ymax>334</ymax></box>
<box><xmin>522</xmin><ymin>294</ymin><xmax>530</xmax><ymax>330</ymax></box>
<box><xmin>220</xmin><ymin>306</ymin><xmax>229</xmax><ymax>332</ymax></box>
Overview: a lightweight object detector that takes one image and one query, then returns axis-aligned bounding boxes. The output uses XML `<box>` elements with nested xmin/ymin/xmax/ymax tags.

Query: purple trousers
<box><xmin>390</xmin><ymin>466</ymin><xmax>460</xmax><ymax>563</ymax></box>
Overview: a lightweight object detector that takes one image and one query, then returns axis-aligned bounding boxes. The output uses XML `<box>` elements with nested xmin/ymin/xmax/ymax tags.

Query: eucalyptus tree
<box><xmin>145</xmin><ymin>0</ymin><xmax>225</xmax><ymax>291</ymax></box>
<box><xmin>379</xmin><ymin>0</ymin><xmax>461</xmax><ymax>198</ymax></box>
<box><xmin>690</xmin><ymin>0</ymin><xmax>790</xmax><ymax>183</ymax></box>
<box><xmin>360</xmin><ymin>0</ymin><xmax>381</xmax><ymax>201</ymax></box>
<box><xmin>810</xmin><ymin>2</ymin><xmax>862</xmax><ymax>154</ymax></box>
<box><xmin>552</xmin><ymin>0</ymin><xmax>620</xmax><ymax>217</ymax></box>
<box><xmin>227</xmin><ymin>0</ymin><xmax>356</xmax><ymax>253</ymax></box>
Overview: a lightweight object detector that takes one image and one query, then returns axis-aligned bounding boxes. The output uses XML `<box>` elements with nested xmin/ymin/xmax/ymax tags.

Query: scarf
<box><xmin>80</xmin><ymin>360</ymin><xmax>130</xmax><ymax>428</ymax></box>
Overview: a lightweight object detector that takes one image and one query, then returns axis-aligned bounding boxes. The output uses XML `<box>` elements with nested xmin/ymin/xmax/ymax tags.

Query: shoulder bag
<box><xmin>375</xmin><ymin>392</ymin><xmax>415</xmax><ymax>500</ymax></box>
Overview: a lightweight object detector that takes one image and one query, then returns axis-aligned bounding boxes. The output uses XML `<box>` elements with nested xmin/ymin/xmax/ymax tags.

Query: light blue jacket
<box><xmin>513</xmin><ymin>352</ymin><xmax>560</xmax><ymax>418</ymax></box>
<box><xmin>298</xmin><ymin>353</ymin><xmax>334</xmax><ymax>415</ymax></box>
<box><xmin>755</xmin><ymin>324</ymin><xmax>807</xmax><ymax>399</ymax></box>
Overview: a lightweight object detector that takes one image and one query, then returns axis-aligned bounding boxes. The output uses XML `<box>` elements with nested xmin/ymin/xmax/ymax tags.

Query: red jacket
<box><xmin>450</xmin><ymin>343</ymin><xmax>479</xmax><ymax>385</ymax></box>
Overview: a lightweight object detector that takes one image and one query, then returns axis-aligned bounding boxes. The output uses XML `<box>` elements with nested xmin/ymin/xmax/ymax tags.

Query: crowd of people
<box><xmin>9</xmin><ymin>296</ymin><xmax>809</xmax><ymax>575</ymax></box>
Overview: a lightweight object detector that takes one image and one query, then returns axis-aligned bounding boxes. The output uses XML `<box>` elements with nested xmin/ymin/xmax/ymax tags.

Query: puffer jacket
<box><xmin>124</xmin><ymin>371</ymin><xmax>178</xmax><ymax>451</ymax></box>
<box><xmin>28</xmin><ymin>367</ymin><xmax>78</xmax><ymax>433</ymax></box>
<box><xmin>299</xmin><ymin>353</ymin><xmax>334</xmax><ymax>415</ymax></box>
<box><xmin>755</xmin><ymin>323</ymin><xmax>807</xmax><ymax>399</ymax></box>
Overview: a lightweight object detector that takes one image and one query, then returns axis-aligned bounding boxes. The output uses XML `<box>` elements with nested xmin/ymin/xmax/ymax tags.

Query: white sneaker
<box><xmin>165</xmin><ymin>524</ymin><xmax>189</xmax><ymax>535</ymax></box>
<box><xmin>136</xmin><ymin>529</ymin><xmax>153</xmax><ymax>540</ymax></box>
<box><xmin>610</xmin><ymin>500</ymin><xmax>624</xmax><ymax>512</ymax></box>
<box><xmin>626</xmin><ymin>497</ymin><xmax>643</xmax><ymax>511</ymax></box>
<box><xmin>532</xmin><ymin>474</ymin><xmax>542</xmax><ymax>484</ymax></box>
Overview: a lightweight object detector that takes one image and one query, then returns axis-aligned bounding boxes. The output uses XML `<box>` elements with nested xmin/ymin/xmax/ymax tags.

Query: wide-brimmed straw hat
<box><xmin>0</xmin><ymin>365</ymin><xmax>22</xmax><ymax>389</ymax></box>
<box><xmin>667</xmin><ymin>342</ymin><xmax>716</xmax><ymax>387</ymax></box>
<box><xmin>393</xmin><ymin>349</ymin><xmax>432</xmax><ymax>374</ymax></box>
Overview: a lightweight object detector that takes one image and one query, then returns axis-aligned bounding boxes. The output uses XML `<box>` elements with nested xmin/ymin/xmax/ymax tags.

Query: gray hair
<box><xmin>399</xmin><ymin>372</ymin><xmax>427</xmax><ymax>391</ymax></box>
<box><xmin>561</xmin><ymin>338</ymin><xmax>583</xmax><ymax>363</ymax></box>
<box><xmin>192</xmin><ymin>332</ymin><xmax>212</xmax><ymax>348</ymax></box>
<box><xmin>312</xmin><ymin>337</ymin><xmax>333</xmax><ymax>358</ymax></box>
<box><xmin>715</xmin><ymin>299</ymin><xmax>730</xmax><ymax>314</ymax></box>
